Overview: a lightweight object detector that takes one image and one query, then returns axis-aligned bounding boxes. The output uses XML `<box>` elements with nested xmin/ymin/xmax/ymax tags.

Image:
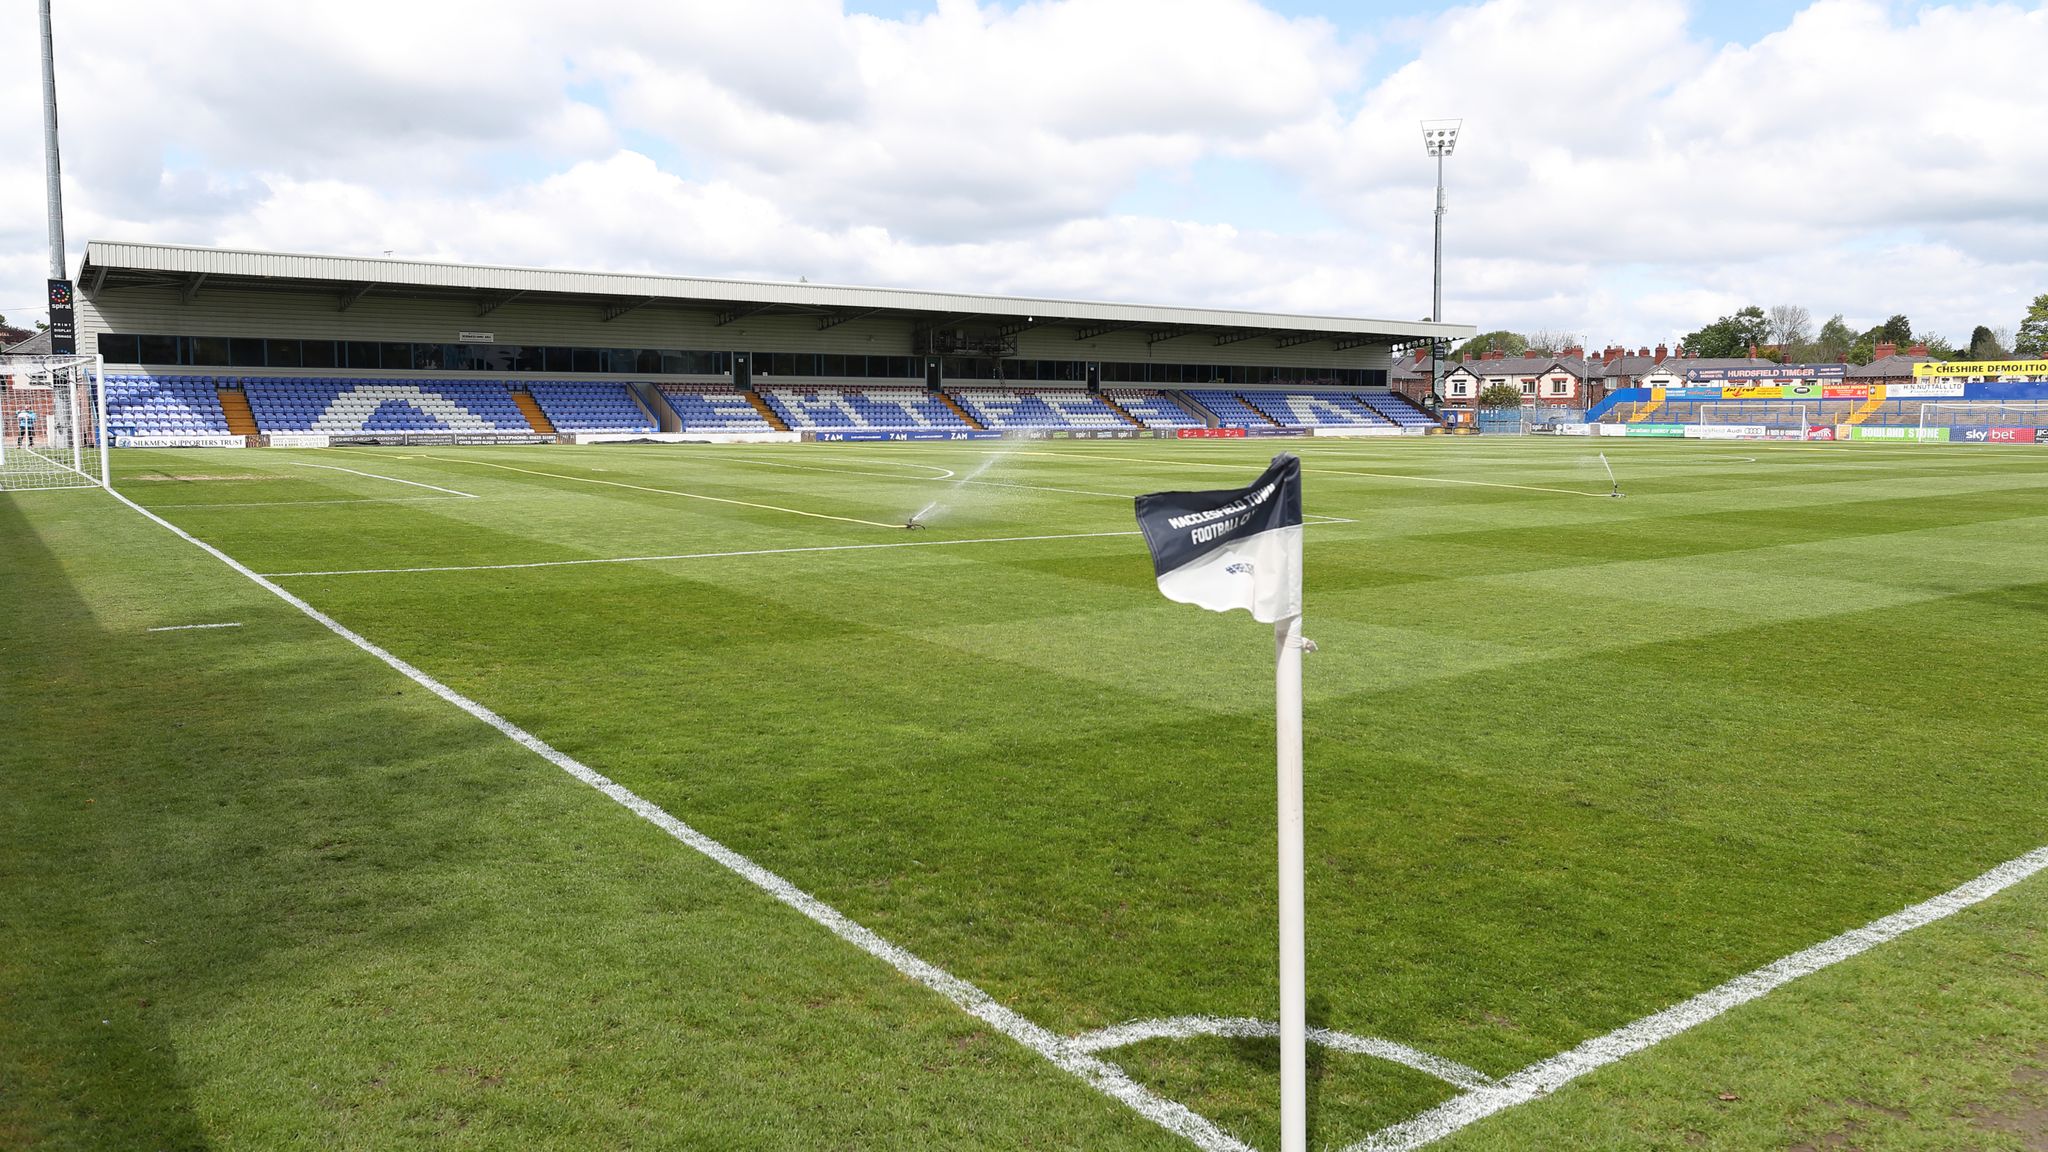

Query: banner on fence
<box><xmin>1886</xmin><ymin>380</ymin><xmax>1967</xmax><ymax>398</ymax></box>
<box><xmin>114</xmin><ymin>434</ymin><xmax>247</xmax><ymax>449</ymax></box>
<box><xmin>1912</xmin><ymin>359</ymin><xmax>2048</xmax><ymax>379</ymax></box>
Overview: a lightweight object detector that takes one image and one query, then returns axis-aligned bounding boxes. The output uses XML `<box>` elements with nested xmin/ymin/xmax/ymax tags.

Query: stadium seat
<box><xmin>240</xmin><ymin>378</ymin><xmax>530</xmax><ymax>434</ymax></box>
<box><xmin>1106</xmin><ymin>390</ymin><xmax>1204</xmax><ymax>428</ymax></box>
<box><xmin>526</xmin><ymin>381</ymin><xmax>658</xmax><ymax>433</ymax></box>
<box><xmin>950</xmin><ymin>388</ymin><xmax>1124</xmax><ymax>430</ymax></box>
<box><xmin>761</xmin><ymin>386</ymin><xmax>967</xmax><ymax>431</ymax></box>
<box><xmin>101</xmin><ymin>374</ymin><xmax>232</xmax><ymax>438</ymax></box>
<box><xmin>655</xmin><ymin>385</ymin><xmax>775</xmax><ymax>432</ymax></box>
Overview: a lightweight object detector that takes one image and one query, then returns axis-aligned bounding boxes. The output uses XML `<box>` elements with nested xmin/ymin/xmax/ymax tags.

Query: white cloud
<box><xmin>3</xmin><ymin>0</ymin><xmax>2045</xmax><ymax>345</ymax></box>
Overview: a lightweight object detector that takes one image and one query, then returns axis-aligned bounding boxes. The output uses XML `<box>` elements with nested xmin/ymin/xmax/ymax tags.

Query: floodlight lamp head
<box><xmin>1421</xmin><ymin>119</ymin><xmax>1462</xmax><ymax>158</ymax></box>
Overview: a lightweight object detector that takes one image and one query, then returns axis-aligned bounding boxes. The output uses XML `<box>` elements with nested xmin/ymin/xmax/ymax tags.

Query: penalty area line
<box><xmin>263</xmin><ymin>529</ymin><xmax>1148</xmax><ymax>577</ymax></box>
<box><xmin>1007</xmin><ymin>449</ymin><xmax>1606</xmax><ymax>498</ymax></box>
<box><xmin>105</xmin><ymin>486</ymin><xmax>1250</xmax><ymax>1152</ymax></box>
<box><xmin>289</xmin><ymin>461</ymin><xmax>479</xmax><ymax>497</ymax></box>
<box><xmin>263</xmin><ymin>520</ymin><xmax>1354</xmax><ymax>578</ymax></box>
<box><xmin>404</xmin><ymin>455</ymin><xmax>904</xmax><ymax>529</ymax></box>
<box><xmin>146</xmin><ymin>622</ymin><xmax>243</xmax><ymax>632</ymax></box>
<box><xmin>1350</xmin><ymin>843</ymin><xmax>2048</xmax><ymax>1151</ymax></box>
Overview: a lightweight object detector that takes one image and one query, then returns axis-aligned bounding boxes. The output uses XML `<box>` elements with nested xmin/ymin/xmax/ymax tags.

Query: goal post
<box><xmin>1918</xmin><ymin>400</ymin><xmax>2048</xmax><ymax>444</ymax></box>
<box><xmin>1697</xmin><ymin>401</ymin><xmax>1809</xmax><ymax>430</ymax></box>
<box><xmin>1</xmin><ymin>353</ymin><xmax>107</xmax><ymax>491</ymax></box>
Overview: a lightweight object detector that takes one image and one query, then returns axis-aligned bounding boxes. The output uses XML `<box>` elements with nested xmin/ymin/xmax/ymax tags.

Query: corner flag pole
<box><xmin>1276</xmin><ymin>611</ymin><xmax>1307</xmax><ymax>1152</ymax></box>
<box><xmin>1132</xmin><ymin>454</ymin><xmax>1309</xmax><ymax>1152</ymax></box>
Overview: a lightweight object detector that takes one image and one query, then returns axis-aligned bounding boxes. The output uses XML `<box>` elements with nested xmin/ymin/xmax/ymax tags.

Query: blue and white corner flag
<box><xmin>1134</xmin><ymin>454</ymin><xmax>1304</xmax><ymax>624</ymax></box>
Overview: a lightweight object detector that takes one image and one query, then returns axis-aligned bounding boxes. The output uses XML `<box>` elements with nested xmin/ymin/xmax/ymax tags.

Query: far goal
<box><xmin>1917</xmin><ymin>401</ymin><xmax>2048</xmax><ymax>443</ymax></box>
<box><xmin>1</xmin><ymin>354</ymin><xmax>108</xmax><ymax>491</ymax></box>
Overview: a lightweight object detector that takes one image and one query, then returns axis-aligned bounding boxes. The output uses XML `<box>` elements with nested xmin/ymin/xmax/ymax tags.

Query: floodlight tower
<box><xmin>40</xmin><ymin>0</ymin><xmax>67</xmax><ymax>281</ymax></box>
<box><xmin>1421</xmin><ymin>119</ymin><xmax>1461</xmax><ymax>404</ymax></box>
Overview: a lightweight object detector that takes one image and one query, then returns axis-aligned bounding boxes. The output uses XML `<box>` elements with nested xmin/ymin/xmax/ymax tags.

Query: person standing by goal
<box><xmin>15</xmin><ymin>406</ymin><xmax>35</xmax><ymax>447</ymax></box>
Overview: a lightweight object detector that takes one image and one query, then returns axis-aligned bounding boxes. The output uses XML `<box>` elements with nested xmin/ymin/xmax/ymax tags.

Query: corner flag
<box><xmin>1134</xmin><ymin>452</ymin><xmax>1311</xmax><ymax>1152</ymax></box>
<box><xmin>1133</xmin><ymin>454</ymin><xmax>1303</xmax><ymax>623</ymax></box>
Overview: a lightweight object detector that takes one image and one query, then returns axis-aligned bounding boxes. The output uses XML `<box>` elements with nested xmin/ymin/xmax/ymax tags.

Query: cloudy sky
<box><xmin>3</xmin><ymin>0</ymin><xmax>2044</xmax><ymax>347</ymax></box>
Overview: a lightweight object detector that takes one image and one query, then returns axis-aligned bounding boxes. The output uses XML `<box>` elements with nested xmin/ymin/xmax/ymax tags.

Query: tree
<box><xmin>1767</xmin><ymin>304</ymin><xmax>1812</xmax><ymax>355</ymax></box>
<box><xmin>1524</xmin><ymin>328</ymin><xmax>1581</xmax><ymax>357</ymax></box>
<box><xmin>1454</xmin><ymin>331</ymin><xmax>1527</xmax><ymax>359</ymax></box>
<box><xmin>1815</xmin><ymin>314</ymin><xmax>1855</xmax><ymax>362</ymax></box>
<box><xmin>1876</xmin><ymin>314</ymin><xmax>1914</xmax><ymax>345</ymax></box>
<box><xmin>1476</xmin><ymin>382</ymin><xmax>1524</xmax><ymax>408</ymax></box>
<box><xmin>2016</xmin><ymin>293</ymin><xmax>2048</xmax><ymax>357</ymax></box>
<box><xmin>1968</xmin><ymin>325</ymin><xmax>2007</xmax><ymax>359</ymax></box>
<box><xmin>1682</xmin><ymin>306</ymin><xmax>1770</xmax><ymax>358</ymax></box>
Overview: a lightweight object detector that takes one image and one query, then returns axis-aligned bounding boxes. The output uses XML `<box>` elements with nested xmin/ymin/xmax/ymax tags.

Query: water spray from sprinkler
<box><xmin>905</xmin><ymin>499</ymin><xmax>939</xmax><ymax>530</ymax></box>
<box><xmin>1600</xmin><ymin>452</ymin><xmax>1625</xmax><ymax>498</ymax></box>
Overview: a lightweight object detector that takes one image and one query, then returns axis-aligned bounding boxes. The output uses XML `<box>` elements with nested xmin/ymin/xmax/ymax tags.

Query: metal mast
<box><xmin>41</xmin><ymin>0</ymin><xmax>67</xmax><ymax>281</ymax></box>
<box><xmin>1421</xmin><ymin>120</ymin><xmax>1461</xmax><ymax>403</ymax></box>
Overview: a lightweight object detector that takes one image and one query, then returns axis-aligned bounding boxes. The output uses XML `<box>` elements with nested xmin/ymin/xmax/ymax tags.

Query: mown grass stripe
<box><xmin>106</xmin><ymin>488</ymin><xmax>1252</xmax><ymax>1152</ymax></box>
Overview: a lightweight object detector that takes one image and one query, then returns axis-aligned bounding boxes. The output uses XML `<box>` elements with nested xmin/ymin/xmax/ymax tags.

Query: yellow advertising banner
<box><xmin>1724</xmin><ymin>385</ymin><xmax>1784</xmax><ymax>399</ymax></box>
<box><xmin>1912</xmin><ymin>359</ymin><xmax>2048</xmax><ymax>378</ymax></box>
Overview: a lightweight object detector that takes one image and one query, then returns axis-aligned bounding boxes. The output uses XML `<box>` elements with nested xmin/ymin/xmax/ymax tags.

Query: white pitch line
<box><xmin>106</xmin><ymin>487</ymin><xmax>1251</xmax><ymax>1152</ymax></box>
<box><xmin>263</xmin><ymin>530</ymin><xmax>1149</xmax><ymax>577</ymax></box>
<box><xmin>400</xmin><ymin>455</ymin><xmax>905</xmax><ymax>529</ymax></box>
<box><xmin>144</xmin><ymin>496</ymin><xmax>475</xmax><ymax>510</ymax></box>
<box><xmin>263</xmin><ymin>519</ymin><xmax>1354</xmax><ymax>578</ymax></box>
<box><xmin>718</xmin><ymin>454</ymin><xmax>1136</xmax><ymax>500</ymax></box>
<box><xmin>146</xmin><ymin>622</ymin><xmax>243</xmax><ymax>632</ymax></box>
<box><xmin>1350</xmin><ymin>844</ymin><xmax>2048</xmax><ymax>1152</ymax></box>
<box><xmin>290</xmin><ymin>461</ymin><xmax>480</xmax><ymax>497</ymax></box>
<box><xmin>722</xmin><ymin>456</ymin><xmax>960</xmax><ymax>481</ymax></box>
<box><xmin>1009</xmin><ymin>449</ymin><xmax>1604</xmax><ymax>498</ymax></box>
<box><xmin>1070</xmin><ymin>1016</ymin><xmax>1494</xmax><ymax>1091</ymax></box>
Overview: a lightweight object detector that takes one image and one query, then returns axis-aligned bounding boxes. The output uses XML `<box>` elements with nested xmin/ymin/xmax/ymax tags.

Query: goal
<box><xmin>1917</xmin><ymin>400</ymin><xmax>2048</xmax><ymax>444</ymax></box>
<box><xmin>1</xmin><ymin>354</ymin><xmax>107</xmax><ymax>491</ymax></box>
<box><xmin>1698</xmin><ymin>401</ymin><xmax>1810</xmax><ymax>429</ymax></box>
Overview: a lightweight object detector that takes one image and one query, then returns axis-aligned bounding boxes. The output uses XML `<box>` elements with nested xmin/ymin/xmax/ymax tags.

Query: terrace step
<box><xmin>937</xmin><ymin>392</ymin><xmax>986</xmax><ymax>430</ymax></box>
<box><xmin>1628</xmin><ymin>391</ymin><xmax>1666</xmax><ymax>423</ymax></box>
<box><xmin>1236</xmin><ymin>394</ymin><xmax>1285</xmax><ymax>427</ymax></box>
<box><xmin>1847</xmin><ymin>387</ymin><xmax>1887</xmax><ymax>425</ymax></box>
<box><xmin>1166</xmin><ymin>390</ymin><xmax>1218</xmax><ymax>427</ymax></box>
<box><xmin>1097</xmin><ymin>393</ymin><xmax>1144</xmax><ymax>427</ymax></box>
<box><xmin>217</xmin><ymin>388</ymin><xmax>258</xmax><ymax>436</ymax></box>
<box><xmin>512</xmin><ymin>390</ymin><xmax>555</xmax><ymax>434</ymax></box>
<box><xmin>742</xmin><ymin>390</ymin><xmax>791</xmax><ymax>431</ymax></box>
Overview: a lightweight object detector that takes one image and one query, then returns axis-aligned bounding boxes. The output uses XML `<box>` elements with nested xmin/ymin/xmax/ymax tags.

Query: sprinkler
<box><xmin>904</xmin><ymin>517</ymin><xmax>926</xmax><ymax>530</ymax></box>
<box><xmin>1599</xmin><ymin>452</ymin><xmax>1625</xmax><ymax>498</ymax></box>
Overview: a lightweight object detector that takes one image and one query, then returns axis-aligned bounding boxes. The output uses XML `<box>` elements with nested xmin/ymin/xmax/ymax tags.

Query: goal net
<box><xmin>1698</xmin><ymin>401</ymin><xmax>1810</xmax><ymax>429</ymax></box>
<box><xmin>1918</xmin><ymin>401</ymin><xmax>2048</xmax><ymax>443</ymax></box>
<box><xmin>1</xmin><ymin>355</ymin><xmax>107</xmax><ymax>491</ymax></box>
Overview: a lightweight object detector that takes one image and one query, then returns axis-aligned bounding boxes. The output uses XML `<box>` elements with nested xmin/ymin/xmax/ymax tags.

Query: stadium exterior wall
<box><xmin>78</xmin><ymin>285</ymin><xmax>1394</xmax><ymax>375</ymax></box>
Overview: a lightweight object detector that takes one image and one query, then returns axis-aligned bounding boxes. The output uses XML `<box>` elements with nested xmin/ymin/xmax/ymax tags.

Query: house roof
<box><xmin>1848</xmin><ymin>354</ymin><xmax>1930</xmax><ymax>379</ymax></box>
<box><xmin>3</xmin><ymin>329</ymin><xmax>54</xmax><ymax>356</ymax></box>
<box><xmin>1445</xmin><ymin>355</ymin><xmax>1588</xmax><ymax>378</ymax></box>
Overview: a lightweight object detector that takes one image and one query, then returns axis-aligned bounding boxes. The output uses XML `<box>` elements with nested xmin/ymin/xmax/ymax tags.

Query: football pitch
<box><xmin>6</xmin><ymin>436</ymin><xmax>2048</xmax><ymax>1150</ymax></box>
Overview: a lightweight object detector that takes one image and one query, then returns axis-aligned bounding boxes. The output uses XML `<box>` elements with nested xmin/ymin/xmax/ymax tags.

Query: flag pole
<box><xmin>1275</xmin><ymin>611</ymin><xmax>1307</xmax><ymax>1152</ymax></box>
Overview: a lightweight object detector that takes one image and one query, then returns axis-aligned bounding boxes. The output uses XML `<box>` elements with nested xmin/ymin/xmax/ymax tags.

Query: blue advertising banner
<box><xmin>1687</xmin><ymin>364</ymin><xmax>1848</xmax><ymax>383</ymax></box>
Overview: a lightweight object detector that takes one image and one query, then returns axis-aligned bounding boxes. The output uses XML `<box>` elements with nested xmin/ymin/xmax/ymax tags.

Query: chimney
<box><xmin>1638</xmin><ymin>347</ymin><xmax>1650</xmax><ymax>358</ymax></box>
<box><xmin>1563</xmin><ymin>344</ymin><xmax>1583</xmax><ymax>359</ymax></box>
<box><xmin>1413</xmin><ymin>346</ymin><xmax>1427</xmax><ymax>364</ymax></box>
<box><xmin>1462</xmin><ymin>352</ymin><xmax>1473</xmax><ymax>363</ymax></box>
<box><xmin>1483</xmin><ymin>349</ymin><xmax>1505</xmax><ymax>360</ymax></box>
<box><xmin>1907</xmin><ymin>342</ymin><xmax>1928</xmax><ymax>357</ymax></box>
<box><xmin>1604</xmin><ymin>345</ymin><xmax>1623</xmax><ymax>365</ymax></box>
<box><xmin>1875</xmin><ymin>342</ymin><xmax>1897</xmax><ymax>361</ymax></box>
<box><xmin>1747</xmin><ymin>343</ymin><xmax>1758</xmax><ymax>359</ymax></box>
<box><xmin>1654</xmin><ymin>343</ymin><xmax>1668</xmax><ymax>364</ymax></box>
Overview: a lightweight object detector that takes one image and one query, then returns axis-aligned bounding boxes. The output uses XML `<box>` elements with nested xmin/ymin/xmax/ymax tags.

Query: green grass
<box><xmin>5</xmin><ymin>436</ymin><xmax>2048</xmax><ymax>1150</ymax></box>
